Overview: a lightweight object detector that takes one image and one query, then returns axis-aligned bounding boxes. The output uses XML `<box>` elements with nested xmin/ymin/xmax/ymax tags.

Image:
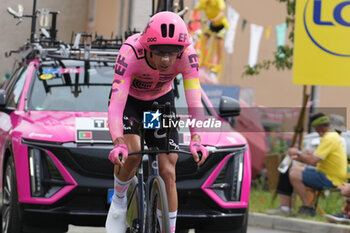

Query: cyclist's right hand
<box><xmin>108</xmin><ymin>144</ymin><xmax>128</xmax><ymax>166</ymax></box>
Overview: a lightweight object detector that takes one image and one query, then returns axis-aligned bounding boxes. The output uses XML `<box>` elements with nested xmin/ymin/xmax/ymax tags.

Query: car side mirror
<box><xmin>0</xmin><ymin>90</ymin><xmax>6</xmax><ymax>106</ymax></box>
<box><xmin>219</xmin><ymin>96</ymin><xmax>241</xmax><ymax>117</ymax></box>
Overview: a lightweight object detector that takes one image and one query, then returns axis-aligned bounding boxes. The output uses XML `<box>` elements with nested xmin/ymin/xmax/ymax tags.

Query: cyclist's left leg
<box><xmin>145</xmin><ymin>129</ymin><xmax>179</xmax><ymax>233</ymax></box>
<box><xmin>158</xmin><ymin>152</ymin><xmax>179</xmax><ymax>233</ymax></box>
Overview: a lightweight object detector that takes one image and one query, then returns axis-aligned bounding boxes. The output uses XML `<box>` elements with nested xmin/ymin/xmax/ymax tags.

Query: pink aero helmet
<box><xmin>139</xmin><ymin>11</ymin><xmax>192</xmax><ymax>52</ymax></box>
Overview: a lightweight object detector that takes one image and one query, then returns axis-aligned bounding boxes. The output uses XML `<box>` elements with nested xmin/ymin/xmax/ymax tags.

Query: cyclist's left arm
<box><xmin>179</xmin><ymin>45</ymin><xmax>209</xmax><ymax>164</ymax></box>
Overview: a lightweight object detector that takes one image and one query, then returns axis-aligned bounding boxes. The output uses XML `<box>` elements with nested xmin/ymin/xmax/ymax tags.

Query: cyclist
<box><xmin>191</xmin><ymin>0</ymin><xmax>229</xmax><ymax>73</ymax></box>
<box><xmin>106</xmin><ymin>11</ymin><xmax>209</xmax><ymax>233</ymax></box>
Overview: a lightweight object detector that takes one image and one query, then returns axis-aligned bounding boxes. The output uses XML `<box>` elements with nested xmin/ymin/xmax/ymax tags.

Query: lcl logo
<box><xmin>303</xmin><ymin>0</ymin><xmax>350</xmax><ymax>56</ymax></box>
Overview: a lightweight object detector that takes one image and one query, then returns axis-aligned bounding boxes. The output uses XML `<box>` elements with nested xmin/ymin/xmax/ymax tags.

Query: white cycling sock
<box><xmin>169</xmin><ymin>211</ymin><xmax>177</xmax><ymax>233</ymax></box>
<box><xmin>157</xmin><ymin>210</ymin><xmax>177</xmax><ymax>233</ymax></box>
<box><xmin>112</xmin><ymin>175</ymin><xmax>132</xmax><ymax>208</ymax></box>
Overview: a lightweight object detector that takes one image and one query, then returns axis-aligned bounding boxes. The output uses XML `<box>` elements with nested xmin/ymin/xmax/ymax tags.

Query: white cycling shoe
<box><xmin>105</xmin><ymin>201</ymin><xmax>127</xmax><ymax>233</ymax></box>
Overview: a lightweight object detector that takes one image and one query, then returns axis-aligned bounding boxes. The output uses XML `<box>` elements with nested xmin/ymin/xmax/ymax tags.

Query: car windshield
<box><xmin>28</xmin><ymin>60</ymin><xmax>114</xmax><ymax>112</ymax></box>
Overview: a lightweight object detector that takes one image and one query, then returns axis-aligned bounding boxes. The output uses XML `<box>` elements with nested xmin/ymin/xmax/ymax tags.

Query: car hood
<box><xmin>201</xmin><ymin>121</ymin><xmax>247</xmax><ymax>147</ymax></box>
<box><xmin>16</xmin><ymin>112</ymin><xmax>247</xmax><ymax>147</ymax></box>
<box><xmin>14</xmin><ymin>111</ymin><xmax>108</xmax><ymax>143</ymax></box>
<box><xmin>180</xmin><ymin>120</ymin><xmax>247</xmax><ymax>147</ymax></box>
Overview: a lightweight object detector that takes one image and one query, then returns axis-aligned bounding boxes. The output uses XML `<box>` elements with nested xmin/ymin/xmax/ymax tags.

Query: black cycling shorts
<box><xmin>209</xmin><ymin>22</ymin><xmax>225</xmax><ymax>33</ymax></box>
<box><xmin>123</xmin><ymin>90</ymin><xmax>179</xmax><ymax>150</ymax></box>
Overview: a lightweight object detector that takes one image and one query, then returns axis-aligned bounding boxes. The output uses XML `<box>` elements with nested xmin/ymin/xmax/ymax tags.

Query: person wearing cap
<box><xmin>267</xmin><ymin>113</ymin><xmax>348</xmax><ymax>216</ymax></box>
<box><xmin>288</xmin><ymin>113</ymin><xmax>347</xmax><ymax>216</ymax></box>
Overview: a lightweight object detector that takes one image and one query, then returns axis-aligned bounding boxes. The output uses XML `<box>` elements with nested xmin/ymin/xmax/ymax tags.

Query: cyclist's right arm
<box><xmin>108</xmin><ymin>44</ymin><xmax>134</xmax><ymax>164</ymax></box>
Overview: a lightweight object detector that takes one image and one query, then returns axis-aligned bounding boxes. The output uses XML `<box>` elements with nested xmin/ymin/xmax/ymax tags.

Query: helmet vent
<box><xmin>161</xmin><ymin>24</ymin><xmax>175</xmax><ymax>38</ymax></box>
<box><xmin>161</xmin><ymin>24</ymin><xmax>167</xmax><ymax>38</ymax></box>
<box><xmin>169</xmin><ymin>24</ymin><xmax>175</xmax><ymax>38</ymax></box>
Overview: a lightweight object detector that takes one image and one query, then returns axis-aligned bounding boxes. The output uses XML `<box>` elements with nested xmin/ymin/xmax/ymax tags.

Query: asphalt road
<box><xmin>67</xmin><ymin>225</ymin><xmax>296</xmax><ymax>233</ymax></box>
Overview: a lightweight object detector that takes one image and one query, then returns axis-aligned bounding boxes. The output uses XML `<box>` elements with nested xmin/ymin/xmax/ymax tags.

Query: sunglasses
<box><xmin>151</xmin><ymin>50</ymin><xmax>179</xmax><ymax>57</ymax></box>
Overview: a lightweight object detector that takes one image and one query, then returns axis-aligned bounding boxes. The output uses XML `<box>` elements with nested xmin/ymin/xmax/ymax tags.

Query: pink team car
<box><xmin>0</xmin><ymin>57</ymin><xmax>250</xmax><ymax>233</ymax></box>
<box><xmin>0</xmin><ymin>7</ymin><xmax>251</xmax><ymax>233</ymax></box>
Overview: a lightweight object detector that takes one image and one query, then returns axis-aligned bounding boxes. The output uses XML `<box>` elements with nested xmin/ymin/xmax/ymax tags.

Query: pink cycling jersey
<box><xmin>108</xmin><ymin>33</ymin><xmax>203</xmax><ymax>142</ymax></box>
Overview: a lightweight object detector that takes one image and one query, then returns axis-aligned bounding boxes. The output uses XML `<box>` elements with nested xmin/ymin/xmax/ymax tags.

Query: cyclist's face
<box><xmin>151</xmin><ymin>52</ymin><xmax>178</xmax><ymax>72</ymax></box>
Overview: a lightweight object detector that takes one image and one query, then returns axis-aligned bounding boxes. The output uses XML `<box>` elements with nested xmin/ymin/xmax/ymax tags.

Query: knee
<box><xmin>289</xmin><ymin>167</ymin><xmax>302</xmax><ymax>182</ymax></box>
<box><xmin>160</xmin><ymin>166</ymin><xmax>176</xmax><ymax>185</ymax></box>
<box><xmin>126</xmin><ymin>155</ymin><xmax>141</xmax><ymax>167</ymax></box>
<box><xmin>289</xmin><ymin>168</ymin><xmax>297</xmax><ymax>181</ymax></box>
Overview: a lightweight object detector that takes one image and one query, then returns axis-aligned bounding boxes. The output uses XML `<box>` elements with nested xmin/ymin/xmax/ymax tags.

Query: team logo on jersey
<box><xmin>132</xmin><ymin>79</ymin><xmax>152</xmax><ymax>89</ymax></box>
<box><xmin>115</xmin><ymin>55</ymin><xmax>128</xmax><ymax>76</ymax></box>
<box><xmin>188</xmin><ymin>54</ymin><xmax>199</xmax><ymax>71</ymax></box>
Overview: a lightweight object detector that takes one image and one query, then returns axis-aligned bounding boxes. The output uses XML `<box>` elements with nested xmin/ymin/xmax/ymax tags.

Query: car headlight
<box><xmin>206</xmin><ymin>151</ymin><xmax>244</xmax><ymax>202</ymax></box>
<box><xmin>28</xmin><ymin>147</ymin><xmax>66</xmax><ymax>198</ymax></box>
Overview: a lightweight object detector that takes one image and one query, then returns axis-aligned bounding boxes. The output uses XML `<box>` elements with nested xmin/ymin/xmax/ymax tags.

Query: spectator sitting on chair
<box><xmin>289</xmin><ymin>113</ymin><xmax>347</xmax><ymax>216</ymax></box>
<box><xmin>267</xmin><ymin>113</ymin><xmax>348</xmax><ymax>217</ymax></box>
<box><xmin>322</xmin><ymin>114</ymin><xmax>350</xmax><ymax>224</ymax></box>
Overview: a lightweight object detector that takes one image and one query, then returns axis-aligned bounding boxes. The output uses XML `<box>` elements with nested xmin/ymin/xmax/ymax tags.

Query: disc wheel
<box><xmin>149</xmin><ymin>177</ymin><xmax>170</xmax><ymax>233</ymax></box>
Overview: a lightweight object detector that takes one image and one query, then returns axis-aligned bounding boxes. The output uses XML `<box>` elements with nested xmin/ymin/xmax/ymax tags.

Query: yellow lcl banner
<box><xmin>293</xmin><ymin>0</ymin><xmax>350</xmax><ymax>86</ymax></box>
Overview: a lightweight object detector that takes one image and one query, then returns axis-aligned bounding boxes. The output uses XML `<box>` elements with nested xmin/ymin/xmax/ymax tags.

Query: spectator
<box><xmin>267</xmin><ymin>113</ymin><xmax>348</xmax><ymax>216</ymax></box>
<box><xmin>191</xmin><ymin>0</ymin><xmax>229</xmax><ymax>73</ymax></box>
<box><xmin>323</xmin><ymin>114</ymin><xmax>350</xmax><ymax>224</ymax></box>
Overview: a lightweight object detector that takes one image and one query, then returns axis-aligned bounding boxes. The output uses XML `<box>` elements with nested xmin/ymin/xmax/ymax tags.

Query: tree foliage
<box><xmin>242</xmin><ymin>0</ymin><xmax>296</xmax><ymax>78</ymax></box>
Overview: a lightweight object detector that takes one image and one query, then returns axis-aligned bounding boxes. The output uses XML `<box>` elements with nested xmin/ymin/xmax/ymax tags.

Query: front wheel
<box><xmin>149</xmin><ymin>177</ymin><xmax>170</xmax><ymax>233</ymax></box>
<box><xmin>2</xmin><ymin>156</ymin><xmax>22</xmax><ymax>233</ymax></box>
<box><xmin>126</xmin><ymin>177</ymin><xmax>145</xmax><ymax>233</ymax></box>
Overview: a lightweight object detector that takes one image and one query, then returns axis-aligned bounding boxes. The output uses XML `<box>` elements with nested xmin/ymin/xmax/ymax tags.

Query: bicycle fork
<box><xmin>146</xmin><ymin>152</ymin><xmax>160</xmax><ymax>233</ymax></box>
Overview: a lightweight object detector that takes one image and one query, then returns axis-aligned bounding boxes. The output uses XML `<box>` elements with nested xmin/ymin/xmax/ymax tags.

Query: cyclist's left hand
<box><xmin>190</xmin><ymin>140</ymin><xmax>209</xmax><ymax>166</ymax></box>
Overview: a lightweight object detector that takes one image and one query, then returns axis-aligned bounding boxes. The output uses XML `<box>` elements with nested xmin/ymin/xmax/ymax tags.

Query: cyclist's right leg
<box><xmin>106</xmin><ymin>134</ymin><xmax>141</xmax><ymax>233</ymax></box>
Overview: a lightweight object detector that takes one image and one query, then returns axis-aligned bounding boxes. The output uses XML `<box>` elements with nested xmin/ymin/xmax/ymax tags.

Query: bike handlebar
<box><xmin>128</xmin><ymin>149</ymin><xmax>202</xmax><ymax>159</ymax></box>
<box><xmin>128</xmin><ymin>149</ymin><xmax>192</xmax><ymax>156</ymax></box>
<box><xmin>118</xmin><ymin>149</ymin><xmax>203</xmax><ymax>164</ymax></box>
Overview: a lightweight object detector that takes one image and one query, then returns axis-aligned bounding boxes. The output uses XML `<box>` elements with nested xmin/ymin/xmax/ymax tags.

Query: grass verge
<box><xmin>249</xmin><ymin>187</ymin><xmax>345</xmax><ymax>222</ymax></box>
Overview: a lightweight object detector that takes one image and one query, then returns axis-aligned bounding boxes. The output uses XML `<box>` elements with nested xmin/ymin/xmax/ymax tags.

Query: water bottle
<box><xmin>278</xmin><ymin>154</ymin><xmax>292</xmax><ymax>174</ymax></box>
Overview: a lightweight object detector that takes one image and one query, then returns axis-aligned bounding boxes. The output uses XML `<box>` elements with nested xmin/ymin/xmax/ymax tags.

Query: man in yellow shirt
<box><xmin>191</xmin><ymin>0</ymin><xmax>229</xmax><ymax>73</ymax></box>
<box><xmin>288</xmin><ymin>113</ymin><xmax>347</xmax><ymax>216</ymax></box>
